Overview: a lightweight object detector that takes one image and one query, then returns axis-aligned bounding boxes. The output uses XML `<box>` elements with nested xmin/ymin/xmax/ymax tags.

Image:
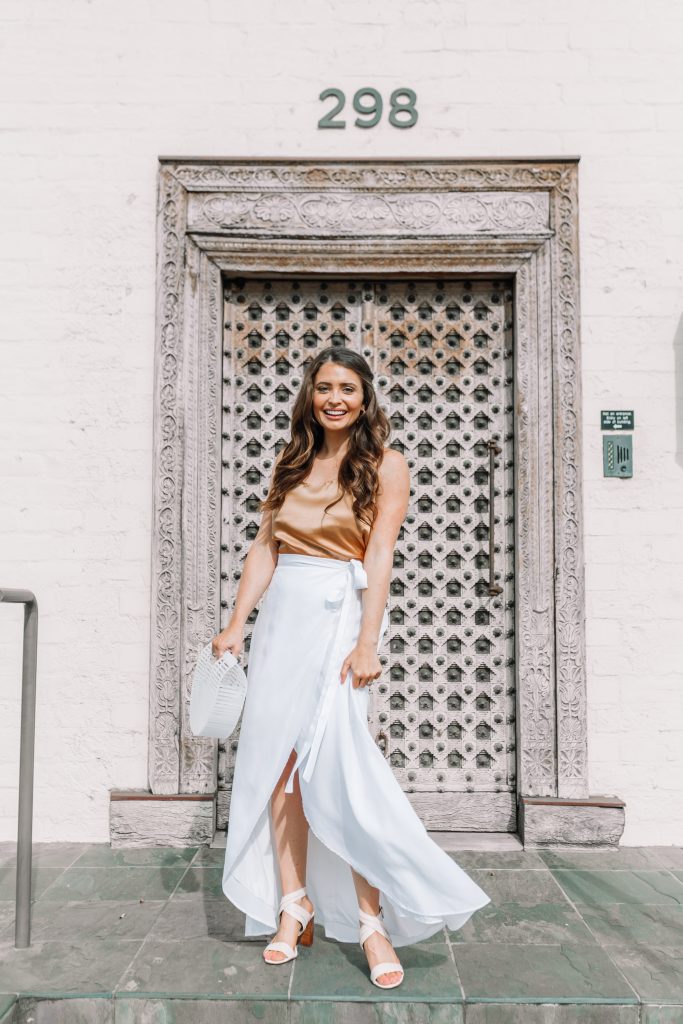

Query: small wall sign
<box><xmin>318</xmin><ymin>88</ymin><xmax>418</xmax><ymax>129</ymax></box>
<box><xmin>601</xmin><ymin>410</ymin><xmax>634</xmax><ymax>431</ymax></box>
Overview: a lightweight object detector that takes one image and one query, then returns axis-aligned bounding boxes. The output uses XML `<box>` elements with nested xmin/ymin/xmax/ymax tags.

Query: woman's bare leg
<box><xmin>263</xmin><ymin>748</ymin><xmax>314</xmax><ymax>963</ymax></box>
<box><xmin>351</xmin><ymin>868</ymin><xmax>403</xmax><ymax>985</ymax></box>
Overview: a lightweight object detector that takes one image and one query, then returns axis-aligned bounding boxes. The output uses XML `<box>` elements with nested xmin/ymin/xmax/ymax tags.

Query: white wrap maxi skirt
<box><xmin>222</xmin><ymin>552</ymin><xmax>492</xmax><ymax>947</ymax></box>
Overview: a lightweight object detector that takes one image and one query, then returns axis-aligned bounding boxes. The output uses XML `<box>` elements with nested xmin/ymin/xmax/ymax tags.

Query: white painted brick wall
<box><xmin>1</xmin><ymin>0</ymin><xmax>682</xmax><ymax>844</ymax></box>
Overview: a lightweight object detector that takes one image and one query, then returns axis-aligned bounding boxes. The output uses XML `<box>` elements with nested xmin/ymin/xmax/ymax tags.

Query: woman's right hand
<box><xmin>211</xmin><ymin>622</ymin><xmax>244</xmax><ymax>661</ymax></box>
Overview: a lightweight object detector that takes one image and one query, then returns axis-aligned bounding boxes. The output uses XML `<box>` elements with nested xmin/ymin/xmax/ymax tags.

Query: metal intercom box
<box><xmin>603</xmin><ymin>434</ymin><xmax>633</xmax><ymax>478</ymax></box>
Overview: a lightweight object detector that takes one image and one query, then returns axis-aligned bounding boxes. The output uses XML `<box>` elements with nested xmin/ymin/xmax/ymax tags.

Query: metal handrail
<box><xmin>0</xmin><ymin>588</ymin><xmax>38</xmax><ymax>948</ymax></box>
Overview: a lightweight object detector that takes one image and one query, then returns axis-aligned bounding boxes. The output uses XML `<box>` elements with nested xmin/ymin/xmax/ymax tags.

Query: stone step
<box><xmin>0</xmin><ymin>993</ymin><xmax>662</xmax><ymax>1024</ymax></box>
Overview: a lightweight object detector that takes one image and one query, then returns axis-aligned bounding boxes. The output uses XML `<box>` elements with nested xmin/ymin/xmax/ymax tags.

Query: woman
<box><xmin>212</xmin><ymin>346</ymin><xmax>491</xmax><ymax>989</ymax></box>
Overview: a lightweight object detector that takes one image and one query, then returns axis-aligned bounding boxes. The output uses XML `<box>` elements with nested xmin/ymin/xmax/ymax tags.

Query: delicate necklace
<box><xmin>301</xmin><ymin>458</ymin><xmax>342</xmax><ymax>488</ymax></box>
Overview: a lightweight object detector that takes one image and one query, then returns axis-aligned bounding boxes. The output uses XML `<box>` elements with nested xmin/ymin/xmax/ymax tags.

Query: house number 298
<box><xmin>318</xmin><ymin>88</ymin><xmax>418</xmax><ymax>129</ymax></box>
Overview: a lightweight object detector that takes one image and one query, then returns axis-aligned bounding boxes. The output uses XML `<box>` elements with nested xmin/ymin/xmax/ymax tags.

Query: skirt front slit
<box><xmin>222</xmin><ymin>552</ymin><xmax>491</xmax><ymax>947</ymax></box>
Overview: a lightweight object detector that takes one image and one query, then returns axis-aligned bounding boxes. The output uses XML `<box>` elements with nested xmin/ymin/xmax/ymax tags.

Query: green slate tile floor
<box><xmin>0</xmin><ymin>842</ymin><xmax>683</xmax><ymax>1023</ymax></box>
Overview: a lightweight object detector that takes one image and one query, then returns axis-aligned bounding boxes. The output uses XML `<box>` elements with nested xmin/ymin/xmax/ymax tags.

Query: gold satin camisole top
<box><xmin>272</xmin><ymin>481</ymin><xmax>370</xmax><ymax>562</ymax></box>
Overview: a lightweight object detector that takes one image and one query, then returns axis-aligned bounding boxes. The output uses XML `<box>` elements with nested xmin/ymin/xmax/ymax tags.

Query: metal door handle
<box><xmin>487</xmin><ymin>440</ymin><xmax>504</xmax><ymax>596</ymax></box>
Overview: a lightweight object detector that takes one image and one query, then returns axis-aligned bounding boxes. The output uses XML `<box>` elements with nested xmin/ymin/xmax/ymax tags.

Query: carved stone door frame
<box><xmin>110</xmin><ymin>159</ymin><xmax>625</xmax><ymax>848</ymax></box>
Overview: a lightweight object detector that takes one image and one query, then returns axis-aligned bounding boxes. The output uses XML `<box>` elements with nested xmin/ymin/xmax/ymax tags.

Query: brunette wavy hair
<box><xmin>260</xmin><ymin>346</ymin><xmax>391</xmax><ymax>530</ymax></box>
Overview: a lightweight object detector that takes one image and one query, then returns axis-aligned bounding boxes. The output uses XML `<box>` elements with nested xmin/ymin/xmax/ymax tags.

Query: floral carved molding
<box><xmin>188</xmin><ymin>190</ymin><xmax>550</xmax><ymax>236</ymax></box>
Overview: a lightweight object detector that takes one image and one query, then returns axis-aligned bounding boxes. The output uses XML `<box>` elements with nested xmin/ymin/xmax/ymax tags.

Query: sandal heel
<box><xmin>299</xmin><ymin>915</ymin><xmax>315</xmax><ymax>947</ymax></box>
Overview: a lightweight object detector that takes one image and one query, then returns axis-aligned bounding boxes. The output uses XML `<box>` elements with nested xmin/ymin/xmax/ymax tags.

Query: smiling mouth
<box><xmin>323</xmin><ymin>409</ymin><xmax>347</xmax><ymax>418</ymax></box>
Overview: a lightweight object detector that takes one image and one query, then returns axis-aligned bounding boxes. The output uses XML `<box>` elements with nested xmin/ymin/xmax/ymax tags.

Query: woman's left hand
<box><xmin>340</xmin><ymin>641</ymin><xmax>382</xmax><ymax>688</ymax></box>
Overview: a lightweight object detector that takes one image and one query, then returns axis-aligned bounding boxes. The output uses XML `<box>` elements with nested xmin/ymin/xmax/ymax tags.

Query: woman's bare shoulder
<box><xmin>380</xmin><ymin>446</ymin><xmax>409</xmax><ymax>469</ymax></box>
<box><xmin>378</xmin><ymin>447</ymin><xmax>410</xmax><ymax>487</ymax></box>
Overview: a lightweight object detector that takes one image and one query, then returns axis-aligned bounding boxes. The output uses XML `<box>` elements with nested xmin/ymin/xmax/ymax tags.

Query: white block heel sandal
<box><xmin>359</xmin><ymin>906</ymin><xmax>405</xmax><ymax>989</ymax></box>
<box><xmin>263</xmin><ymin>886</ymin><xmax>315</xmax><ymax>965</ymax></box>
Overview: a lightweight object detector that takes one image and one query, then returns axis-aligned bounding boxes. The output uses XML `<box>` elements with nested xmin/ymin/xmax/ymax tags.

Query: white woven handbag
<box><xmin>189</xmin><ymin>641</ymin><xmax>248</xmax><ymax>739</ymax></box>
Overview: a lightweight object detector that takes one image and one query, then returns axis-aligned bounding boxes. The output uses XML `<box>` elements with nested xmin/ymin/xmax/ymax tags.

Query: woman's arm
<box><xmin>357</xmin><ymin>448</ymin><xmax>411</xmax><ymax>648</ymax></box>
<box><xmin>228</xmin><ymin>451</ymin><xmax>284</xmax><ymax>629</ymax></box>
<box><xmin>213</xmin><ymin>454</ymin><xmax>282</xmax><ymax>657</ymax></box>
<box><xmin>227</xmin><ymin>506</ymin><xmax>279</xmax><ymax>630</ymax></box>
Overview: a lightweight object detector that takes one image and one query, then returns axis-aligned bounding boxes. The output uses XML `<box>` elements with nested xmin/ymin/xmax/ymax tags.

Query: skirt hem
<box><xmin>301</xmin><ymin>801</ymin><xmax>492</xmax><ymax>945</ymax></box>
<box><xmin>223</xmin><ymin>778</ymin><xmax>492</xmax><ymax>948</ymax></box>
<box><xmin>223</xmin><ymin>870</ymin><xmax>277</xmax><ymax>932</ymax></box>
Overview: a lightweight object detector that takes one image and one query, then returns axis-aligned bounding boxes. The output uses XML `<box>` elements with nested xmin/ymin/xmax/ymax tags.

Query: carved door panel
<box><xmin>218</xmin><ymin>277</ymin><xmax>516</xmax><ymax>833</ymax></box>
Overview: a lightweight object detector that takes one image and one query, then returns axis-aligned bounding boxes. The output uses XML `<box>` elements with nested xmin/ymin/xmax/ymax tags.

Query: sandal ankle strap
<box><xmin>359</xmin><ymin>907</ymin><xmax>390</xmax><ymax>948</ymax></box>
<box><xmin>278</xmin><ymin>887</ymin><xmax>312</xmax><ymax>931</ymax></box>
<box><xmin>279</xmin><ymin>886</ymin><xmax>307</xmax><ymax>911</ymax></box>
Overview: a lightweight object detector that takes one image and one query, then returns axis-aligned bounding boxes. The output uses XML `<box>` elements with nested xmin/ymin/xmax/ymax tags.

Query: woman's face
<box><xmin>311</xmin><ymin>362</ymin><xmax>365</xmax><ymax>436</ymax></box>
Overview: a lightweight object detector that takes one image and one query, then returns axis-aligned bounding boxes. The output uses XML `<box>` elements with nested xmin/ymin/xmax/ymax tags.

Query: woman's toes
<box><xmin>377</xmin><ymin>969</ymin><xmax>402</xmax><ymax>986</ymax></box>
<box><xmin>364</xmin><ymin>932</ymin><xmax>402</xmax><ymax>986</ymax></box>
<box><xmin>265</xmin><ymin>948</ymin><xmax>288</xmax><ymax>963</ymax></box>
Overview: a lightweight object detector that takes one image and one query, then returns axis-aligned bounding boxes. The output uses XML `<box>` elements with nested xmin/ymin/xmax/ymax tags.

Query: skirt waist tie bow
<box><xmin>283</xmin><ymin>558</ymin><xmax>367</xmax><ymax>794</ymax></box>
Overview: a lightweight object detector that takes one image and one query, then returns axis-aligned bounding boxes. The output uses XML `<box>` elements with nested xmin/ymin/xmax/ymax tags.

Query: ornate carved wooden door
<box><xmin>218</xmin><ymin>277</ymin><xmax>516</xmax><ymax>833</ymax></box>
